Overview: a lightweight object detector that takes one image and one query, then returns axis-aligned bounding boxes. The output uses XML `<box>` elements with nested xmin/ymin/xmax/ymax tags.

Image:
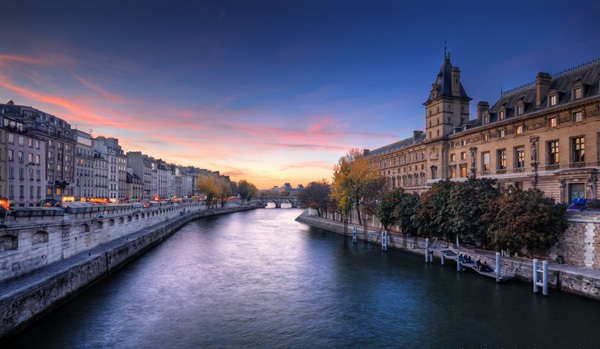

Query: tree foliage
<box><xmin>298</xmin><ymin>181</ymin><xmax>331</xmax><ymax>217</ymax></box>
<box><xmin>376</xmin><ymin>188</ymin><xmax>405</xmax><ymax>230</ymax></box>
<box><xmin>331</xmin><ymin>149</ymin><xmax>381</xmax><ymax>224</ymax></box>
<box><xmin>238</xmin><ymin>180</ymin><xmax>258</xmax><ymax>202</ymax></box>
<box><xmin>412</xmin><ymin>181</ymin><xmax>454</xmax><ymax>239</ymax></box>
<box><xmin>448</xmin><ymin>178</ymin><xmax>499</xmax><ymax>247</ymax></box>
<box><xmin>485</xmin><ymin>188</ymin><xmax>567</xmax><ymax>254</ymax></box>
<box><xmin>197</xmin><ymin>175</ymin><xmax>233</xmax><ymax>208</ymax></box>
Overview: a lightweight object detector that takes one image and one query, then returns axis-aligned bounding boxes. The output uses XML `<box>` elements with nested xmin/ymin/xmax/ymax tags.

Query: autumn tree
<box><xmin>412</xmin><ymin>181</ymin><xmax>454</xmax><ymax>239</ymax></box>
<box><xmin>331</xmin><ymin>149</ymin><xmax>381</xmax><ymax>225</ymax></box>
<box><xmin>298</xmin><ymin>181</ymin><xmax>331</xmax><ymax>217</ymax></box>
<box><xmin>196</xmin><ymin>175</ymin><xmax>220</xmax><ymax>208</ymax></box>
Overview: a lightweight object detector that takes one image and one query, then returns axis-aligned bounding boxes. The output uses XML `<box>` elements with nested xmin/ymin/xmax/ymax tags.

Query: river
<box><xmin>7</xmin><ymin>208</ymin><xmax>600</xmax><ymax>348</ymax></box>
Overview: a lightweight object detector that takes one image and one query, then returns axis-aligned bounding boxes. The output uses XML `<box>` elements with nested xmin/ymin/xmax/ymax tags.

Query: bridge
<box><xmin>258</xmin><ymin>196</ymin><xmax>299</xmax><ymax>208</ymax></box>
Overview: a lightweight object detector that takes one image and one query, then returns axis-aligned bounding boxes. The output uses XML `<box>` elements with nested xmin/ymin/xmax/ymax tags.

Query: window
<box><xmin>460</xmin><ymin>152</ymin><xmax>466</xmax><ymax>160</ymax></box>
<box><xmin>35</xmin><ymin>140</ymin><xmax>40</xmax><ymax>149</ymax></box>
<box><xmin>574</xmin><ymin>87</ymin><xmax>583</xmax><ymax>99</ymax></box>
<box><xmin>449</xmin><ymin>166</ymin><xmax>457</xmax><ymax>178</ymax></box>
<box><xmin>549</xmin><ymin>117</ymin><xmax>558</xmax><ymax>128</ymax></box>
<box><xmin>460</xmin><ymin>164</ymin><xmax>467</xmax><ymax>177</ymax></box>
<box><xmin>573</xmin><ymin>111</ymin><xmax>583</xmax><ymax>122</ymax></box>
<box><xmin>35</xmin><ymin>154</ymin><xmax>40</xmax><ymax>164</ymax></box>
<box><xmin>19</xmin><ymin>168</ymin><xmax>24</xmax><ymax>180</ymax></box>
<box><xmin>550</xmin><ymin>94</ymin><xmax>557</xmax><ymax>106</ymax></box>
<box><xmin>8</xmin><ymin>133</ymin><xmax>13</xmax><ymax>144</ymax></box>
<box><xmin>499</xmin><ymin>110</ymin><xmax>505</xmax><ymax>120</ymax></box>
<box><xmin>28</xmin><ymin>153</ymin><xmax>33</xmax><ymax>164</ymax></box>
<box><xmin>516</xmin><ymin>125</ymin><xmax>524</xmax><ymax>135</ymax></box>
<box><xmin>18</xmin><ymin>136</ymin><xmax>23</xmax><ymax>146</ymax></box>
<box><xmin>8</xmin><ymin>150</ymin><xmax>13</xmax><ymax>161</ymax></box>
<box><xmin>569</xmin><ymin>183</ymin><xmax>585</xmax><ymax>203</ymax></box>
<box><xmin>572</xmin><ymin>136</ymin><xmax>585</xmax><ymax>163</ymax></box>
<box><xmin>450</xmin><ymin>153</ymin><xmax>456</xmax><ymax>162</ymax></box>
<box><xmin>517</xmin><ymin>104</ymin><xmax>523</xmax><ymax>115</ymax></box>
<box><xmin>499</xmin><ymin>129</ymin><xmax>505</xmax><ymax>138</ymax></box>
<box><xmin>18</xmin><ymin>151</ymin><xmax>23</xmax><ymax>162</ymax></box>
<box><xmin>497</xmin><ymin>149</ymin><xmax>507</xmax><ymax>170</ymax></box>
<box><xmin>515</xmin><ymin>147</ymin><xmax>525</xmax><ymax>168</ymax></box>
<box><xmin>481</xmin><ymin>152</ymin><xmax>490</xmax><ymax>173</ymax></box>
<box><xmin>548</xmin><ymin>140</ymin><xmax>559</xmax><ymax>165</ymax></box>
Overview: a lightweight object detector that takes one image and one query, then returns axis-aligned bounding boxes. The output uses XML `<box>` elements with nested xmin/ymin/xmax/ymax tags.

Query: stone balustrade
<box><xmin>0</xmin><ymin>200</ymin><xmax>215</xmax><ymax>282</ymax></box>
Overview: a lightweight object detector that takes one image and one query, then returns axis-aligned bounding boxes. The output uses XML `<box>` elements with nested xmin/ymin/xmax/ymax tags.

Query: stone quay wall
<box><xmin>0</xmin><ymin>203</ymin><xmax>258</xmax><ymax>339</ymax></box>
<box><xmin>0</xmin><ymin>200</ymin><xmax>222</xmax><ymax>282</ymax></box>
<box><xmin>296</xmin><ymin>212</ymin><xmax>600</xmax><ymax>301</ymax></box>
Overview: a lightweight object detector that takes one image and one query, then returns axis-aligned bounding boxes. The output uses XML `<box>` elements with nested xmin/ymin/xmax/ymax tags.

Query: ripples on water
<box><xmin>8</xmin><ymin>209</ymin><xmax>600</xmax><ymax>348</ymax></box>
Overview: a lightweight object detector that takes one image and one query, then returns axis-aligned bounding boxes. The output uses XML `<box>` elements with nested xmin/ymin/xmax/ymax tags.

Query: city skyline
<box><xmin>1</xmin><ymin>1</ymin><xmax>599</xmax><ymax>188</ymax></box>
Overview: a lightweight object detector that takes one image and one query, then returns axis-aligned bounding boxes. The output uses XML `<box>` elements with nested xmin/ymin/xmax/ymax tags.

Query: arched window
<box><xmin>0</xmin><ymin>234</ymin><xmax>18</xmax><ymax>251</ymax></box>
<box><xmin>32</xmin><ymin>231</ymin><xmax>49</xmax><ymax>245</ymax></box>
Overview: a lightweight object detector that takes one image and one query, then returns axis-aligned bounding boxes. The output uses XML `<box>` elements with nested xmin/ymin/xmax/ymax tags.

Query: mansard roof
<box><xmin>368</xmin><ymin>133</ymin><xmax>425</xmax><ymax>157</ymax></box>
<box><xmin>490</xmin><ymin>58</ymin><xmax>600</xmax><ymax>119</ymax></box>
<box><xmin>424</xmin><ymin>54</ymin><xmax>470</xmax><ymax>105</ymax></box>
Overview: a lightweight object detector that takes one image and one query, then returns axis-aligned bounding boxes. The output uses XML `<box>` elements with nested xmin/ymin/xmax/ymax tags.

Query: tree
<box><xmin>331</xmin><ymin>149</ymin><xmax>381</xmax><ymax>225</ymax></box>
<box><xmin>217</xmin><ymin>179</ymin><xmax>232</xmax><ymax>207</ymax></box>
<box><xmin>298</xmin><ymin>181</ymin><xmax>331</xmax><ymax>217</ymax></box>
<box><xmin>376</xmin><ymin>188</ymin><xmax>405</xmax><ymax>231</ymax></box>
<box><xmin>393</xmin><ymin>190</ymin><xmax>420</xmax><ymax>235</ymax></box>
<box><xmin>412</xmin><ymin>181</ymin><xmax>454</xmax><ymax>239</ymax></box>
<box><xmin>238</xmin><ymin>180</ymin><xmax>258</xmax><ymax>202</ymax></box>
<box><xmin>448</xmin><ymin>178</ymin><xmax>499</xmax><ymax>247</ymax></box>
<box><xmin>486</xmin><ymin>188</ymin><xmax>567</xmax><ymax>255</ymax></box>
<box><xmin>196</xmin><ymin>175</ymin><xmax>220</xmax><ymax>208</ymax></box>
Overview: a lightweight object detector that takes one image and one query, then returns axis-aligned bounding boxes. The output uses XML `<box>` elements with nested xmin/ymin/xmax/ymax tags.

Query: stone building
<box><xmin>94</xmin><ymin>137</ymin><xmax>125</xmax><ymax>201</ymax></box>
<box><xmin>0</xmin><ymin>102</ymin><xmax>75</xmax><ymax>201</ymax></box>
<box><xmin>0</xmin><ymin>116</ymin><xmax>46</xmax><ymax>207</ymax></box>
<box><xmin>91</xmin><ymin>139</ymin><xmax>109</xmax><ymax>198</ymax></box>
<box><xmin>368</xmin><ymin>54</ymin><xmax>600</xmax><ymax>203</ymax></box>
<box><xmin>74</xmin><ymin>130</ymin><xmax>94</xmax><ymax>200</ymax></box>
<box><xmin>126</xmin><ymin>171</ymin><xmax>144</xmax><ymax>201</ymax></box>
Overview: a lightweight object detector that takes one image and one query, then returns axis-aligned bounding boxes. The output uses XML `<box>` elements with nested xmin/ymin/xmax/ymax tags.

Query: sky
<box><xmin>1</xmin><ymin>1</ymin><xmax>599</xmax><ymax>189</ymax></box>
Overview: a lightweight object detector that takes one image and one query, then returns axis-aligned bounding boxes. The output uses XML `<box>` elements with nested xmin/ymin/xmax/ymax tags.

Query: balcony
<box><xmin>569</xmin><ymin>161</ymin><xmax>586</xmax><ymax>168</ymax></box>
<box><xmin>545</xmin><ymin>164</ymin><xmax>560</xmax><ymax>171</ymax></box>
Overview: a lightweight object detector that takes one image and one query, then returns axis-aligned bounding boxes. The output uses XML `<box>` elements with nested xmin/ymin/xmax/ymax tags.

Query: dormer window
<box><xmin>573</xmin><ymin>111</ymin><xmax>583</xmax><ymax>122</ymax></box>
<box><xmin>549</xmin><ymin>94</ymin><xmax>558</xmax><ymax>106</ymax></box>
<box><xmin>574</xmin><ymin>87</ymin><xmax>583</xmax><ymax>100</ymax></box>
<box><xmin>499</xmin><ymin>110</ymin><xmax>505</xmax><ymax>120</ymax></box>
<box><xmin>516</xmin><ymin>125</ymin><xmax>524</xmax><ymax>135</ymax></box>
<box><xmin>549</xmin><ymin>116</ymin><xmax>558</xmax><ymax>128</ymax></box>
<box><xmin>516</xmin><ymin>101</ymin><xmax>525</xmax><ymax>116</ymax></box>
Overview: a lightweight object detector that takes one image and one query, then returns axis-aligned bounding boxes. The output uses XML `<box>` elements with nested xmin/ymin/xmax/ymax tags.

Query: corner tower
<box><xmin>423</xmin><ymin>53</ymin><xmax>471</xmax><ymax>140</ymax></box>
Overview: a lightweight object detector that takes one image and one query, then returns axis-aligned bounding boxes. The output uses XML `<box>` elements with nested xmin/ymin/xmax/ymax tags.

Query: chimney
<box><xmin>477</xmin><ymin>101</ymin><xmax>489</xmax><ymax>120</ymax></box>
<box><xmin>451</xmin><ymin>66</ymin><xmax>461</xmax><ymax>96</ymax></box>
<box><xmin>413</xmin><ymin>130</ymin><xmax>424</xmax><ymax>140</ymax></box>
<box><xmin>536</xmin><ymin>72</ymin><xmax>551</xmax><ymax>107</ymax></box>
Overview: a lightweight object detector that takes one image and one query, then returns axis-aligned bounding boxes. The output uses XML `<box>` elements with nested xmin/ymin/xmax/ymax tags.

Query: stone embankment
<box><xmin>0</xmin><ymin>202</ymin><xmax>258</xmax><ymax>339</ymax></box>
<box><xmin>296</xmin><ymin>212</ymin><xmax>600</xmax><ymax>301</ymax></box>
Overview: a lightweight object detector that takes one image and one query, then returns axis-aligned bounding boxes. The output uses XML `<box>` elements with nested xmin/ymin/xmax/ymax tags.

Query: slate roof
<box><xmin>368</xmin><ymin>133</ymin><xmax>425</xmax><ymax>157</ymax></box>
<box><xmin>489</xmin><ymin>58</ymin><xmax>600</xmax><ymax>121</ymax></box>
<box><xmin>424</xmin><ymin>54</ymin><xmax>470</xmax><ymax>104</ymax></box>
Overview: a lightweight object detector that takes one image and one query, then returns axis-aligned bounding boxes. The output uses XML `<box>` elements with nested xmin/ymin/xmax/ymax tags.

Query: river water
<box><xmin>7</xmin><ymin>209</ymin><xmax>600</xmax><ymax>348</ymax></box>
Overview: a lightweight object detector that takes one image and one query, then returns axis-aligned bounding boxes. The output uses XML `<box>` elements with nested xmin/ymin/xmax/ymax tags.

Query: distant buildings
<box><xmin>0</xmin><ymin>101</ymin><xmax>232</xmax><ymax>207</ymax></box>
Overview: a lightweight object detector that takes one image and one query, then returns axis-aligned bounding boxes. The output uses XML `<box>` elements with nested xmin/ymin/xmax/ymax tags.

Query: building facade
<box><xmin>369</xmin><ymin>55</ymin><xmax>600</xmax><ymax>204</ymax></box>
<box><xmin>74</xmin><ymin>130</ymin><xmax>94</xmax><ymax>200</ymax></box>
<box><xmin>0</xmin><ymin>116</ymin><xmax>46</xmax><ymax>207</ymax></box>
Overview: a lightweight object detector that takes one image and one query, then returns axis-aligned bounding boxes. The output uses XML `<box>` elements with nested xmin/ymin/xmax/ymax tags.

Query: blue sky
<box><xmin>1</xmin><ymin>0</ymin><xmax>599</xmax><ymax>187</ymax></box>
